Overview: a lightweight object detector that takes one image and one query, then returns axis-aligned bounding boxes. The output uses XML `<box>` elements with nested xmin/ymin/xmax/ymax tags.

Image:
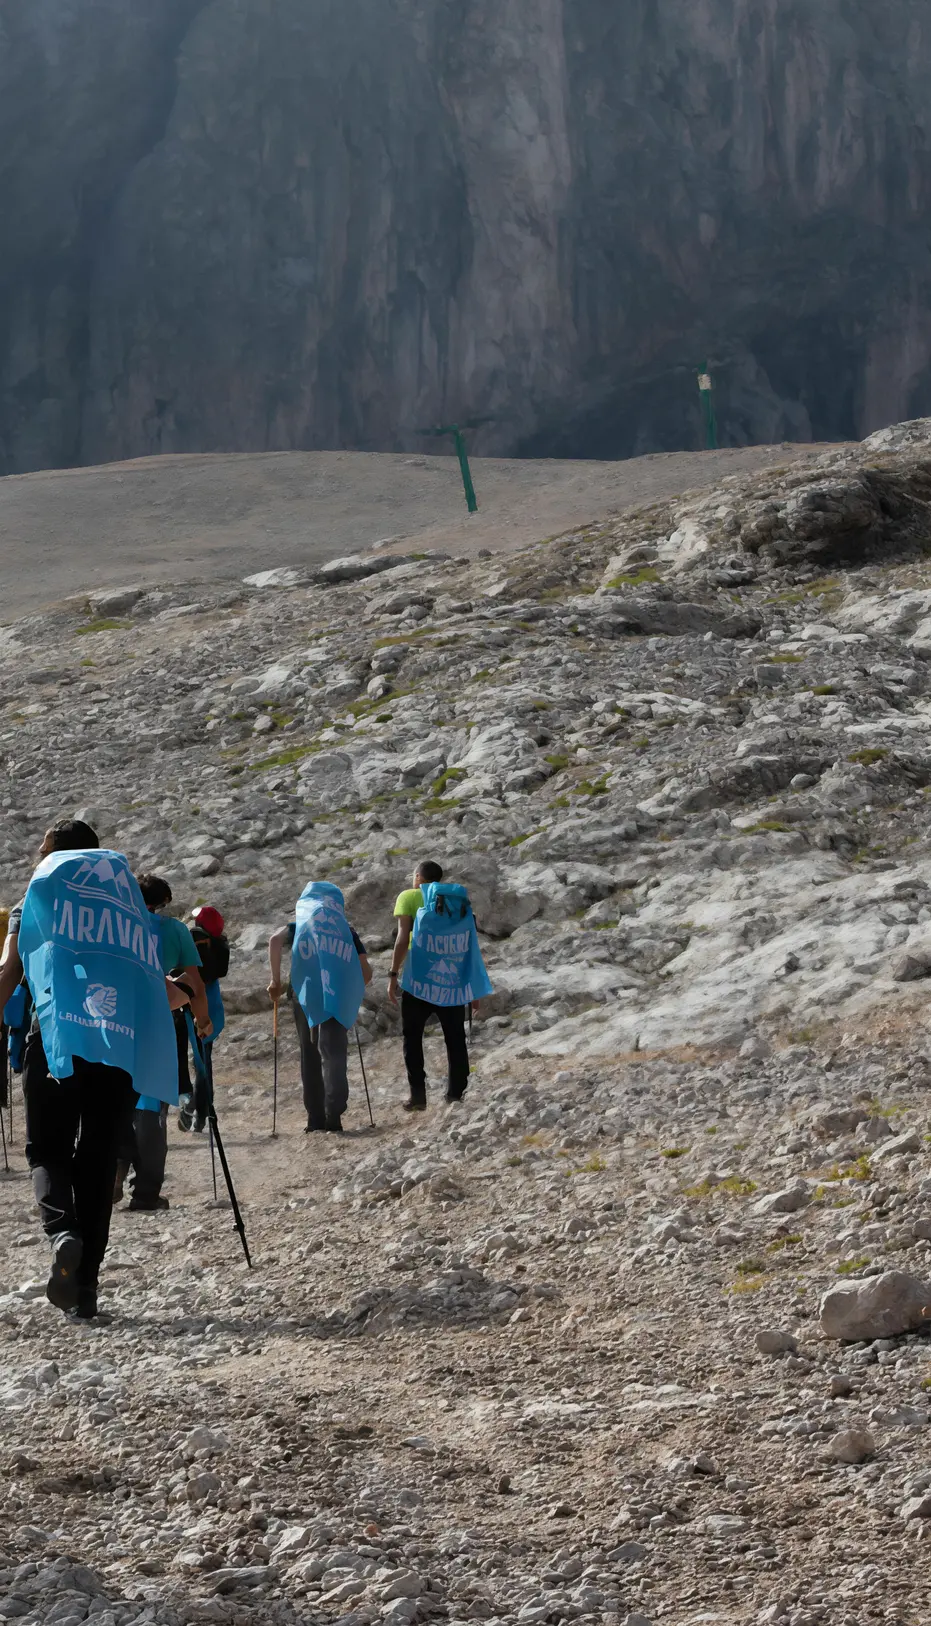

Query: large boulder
<box><xmin>819</xmin><ymin>1271</ymin><xmax>931</xmax><ymax>1341</ymax></box>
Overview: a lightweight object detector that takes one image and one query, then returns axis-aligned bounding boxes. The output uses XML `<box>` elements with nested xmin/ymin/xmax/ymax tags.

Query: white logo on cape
<box><xmin>84</xmin><ymin>984</ymin><xmax>118</xmax><ymax>1019</ymax></box>
<box><xmin>430</xmin><ymin>958</ymin><xmax>458</xmax><ymax>984</ymax></box>
<box><xmin>70</xmin><ymin>856</ymin><xmax>138</xmax><ymax>908</ymax></box>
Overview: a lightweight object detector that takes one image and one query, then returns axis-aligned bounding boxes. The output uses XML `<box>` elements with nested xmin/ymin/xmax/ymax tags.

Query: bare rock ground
<box><xmin>0</xmin><ymin>444</ymin><xmax>819</xmax><ymax>619</ymax></box>
<box><xmin>4</xmin><ymin>425</ymin><xmax>931</xmax><ymax>1624</ymax></box>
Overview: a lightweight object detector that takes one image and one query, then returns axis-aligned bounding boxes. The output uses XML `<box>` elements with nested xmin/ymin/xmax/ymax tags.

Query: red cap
<box><xmin>192</xmin><ymin>904</ymin><xmax>225</xmax><ymax>937</ymax></box>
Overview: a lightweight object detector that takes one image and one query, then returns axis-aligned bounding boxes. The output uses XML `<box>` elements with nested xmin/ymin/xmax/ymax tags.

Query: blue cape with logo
<box><xmin>401</xmin><ymin>882</ymin><xmax>493</xmax><ymax>1007</ymax></box>
<box><xmin>18</xmin><ymin>849</ymin><xmax>178</xmax><ymax>1103</ymax></box>
<box><xmin>292</xmin><ymin>882</ymin><xmax>365</xmax><ymax>1029</ymax></box>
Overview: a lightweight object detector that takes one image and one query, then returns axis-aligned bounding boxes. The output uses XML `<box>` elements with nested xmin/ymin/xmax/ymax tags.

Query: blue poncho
<box><xmin>292</xmin><ymin>881</ymin><xmax>365</xmax><ymax>1029</ymax></box>
<box><xmin>401</xmin><ymin>882</ymin><xmax>493</xmax><ymax>1007</ymax></box>
<box><xmin>18</xmin><ymin>849</ymin><xmax>178</xmax><ymax>1103</ymax></box>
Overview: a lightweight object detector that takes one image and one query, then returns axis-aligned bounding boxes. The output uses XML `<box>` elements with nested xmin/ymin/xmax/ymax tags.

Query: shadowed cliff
<box><xmin>2</xmin><ymin>0</ymin><xmax>930</xmax><ymax>474</ymax></box>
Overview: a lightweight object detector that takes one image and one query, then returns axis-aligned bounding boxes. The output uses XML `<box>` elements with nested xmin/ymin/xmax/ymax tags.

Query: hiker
<box><xmin>115</xmin><ymin>873</ymin><xmax>213</xmax><ymax>1211</ymax></box>
<box><xmin>267</xmin><ymin>882</ymin><xmax>372</xmax><ymax>1132</ymax></box>
<box><xmin>185</xmin><ymin>904</ymin><xmax>230</xmax><ymax>1132</ymax></box>
<box><xmin>387</xmin><ymin>861</ymin><xmax>492</xmax><ymax>1112</ymax></box>
<box><xmin>0</xmin><ymin>820</ymin><xmax>186</xmax><ymax>1318</ymax></box>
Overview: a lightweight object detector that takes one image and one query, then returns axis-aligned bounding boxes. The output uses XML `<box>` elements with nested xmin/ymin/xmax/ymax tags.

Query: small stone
<box><xmin>820</xmin><ymin>1270</ymin><xmax>931</xmax><ymax>1340</ymax></box>
<box><xmin>380</xmin><ymin>1571</ymin><xmax>425</xmax><ymax>1602</ymax></box>
<box><xmin>382</xmin><ymin>1602</ymin><xmax>419</xmax><ymax>1623</ymax></box>
<box><xmin>548</xmin><ymin>1501</ymin><xmax>576</xmax><ymax>1518</ymax></box>
<box><xmin>829</xmin><ymin>1374</ymin><xmax>854</xmax><ymax>1398</ymax></box>
<box><xmin>753</xmin><ymin>1181</ymin><xmax>810</xmax><ymax>1216</ymax></box>
<box><xmin>828</xmin><ymin>1428</ymin><xmax>875</xmax><ymax>1464</ymax></box>
<box><xmin>607</xmin><ymin>1541</ymin><xmax>647</xmax><ymax>1562</ymax></box>
<box><xmin>892</xmin><ymin>953</ymin><xmax>931</xmax><ymax>983</ymax></box>
<box><xmin>755</xmin><ymin>1328</ymin><xmax>798</xmax><ymax>1355</ymax></box>
<box><xmin>902</xmin><ymin>1493</ymin><xmax>931</xmax><ymax>1520</ymax></box>
<box><xmin>873</xmin><ymin>1129</ymin><xmax>922</xmax><ymax>1160</ymax></box>
<box><xmin>497</xmin><ymin>1474</ymin><xmax>512</xmax><ymax>1494</ymax></box>
<box><xmin>739</xmin><ymin>1034</ymin><xmax>772</xmax><ymax>1061</ymax></box>
<box><xmin>183</xmin><ymin>1425</ymin><xmax>230</xmax><ymax>1456</ymax></box>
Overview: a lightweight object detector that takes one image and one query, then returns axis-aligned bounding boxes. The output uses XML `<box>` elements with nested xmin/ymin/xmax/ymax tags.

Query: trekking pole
<box><xmin>0</xmin><ymin>1092</ymin><xmax>8</xmax><ymax>1173</ymax></box>
<box><xmin>355</xmin><ymin>1028</ymin><xmax>375</xmax><ymax>1128</ymax></box>
<box><xmin>207</xmin><ymin>1110</ymin><xmax>252</xmax><ymax>1268</ymax></box>
<box><xmin>184</xmin><ymin>1013</ymin><xmax>217</xmax><ymax>1199</ymax></box>
<box><xmin>207</xmin><ymin>1120</ymin><xmax>218</xmax><ymax>1202</ymax></box>
<box><xmin>185</xmin><ymin>1013</ymin><xmax>252</xmax><ymax>1268</ymax></box>
<box><xmin>271</xmin><ymin>999</ymin><xmax>279</xmax><ymax>1139</ymax></box>
<box><xmin>205</xmin><ymin>1049</ymin><xmax>218</xmax><ymax>1203</ymax></box>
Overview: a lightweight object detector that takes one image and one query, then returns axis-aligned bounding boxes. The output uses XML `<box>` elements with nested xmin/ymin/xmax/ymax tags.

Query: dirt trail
<box><xmin>0</xmin><ymin>442</ymin><xmax>826</xmax><ymax>618</ymax></box>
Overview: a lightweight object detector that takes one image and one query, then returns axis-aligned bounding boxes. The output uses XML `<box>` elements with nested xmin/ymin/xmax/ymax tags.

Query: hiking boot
<box><xmin>70</xmin><ymin>1286</ymin><xmax>98</xmax><ymax>1321</ymax></box>
<box><xmin>177</xmin><ymin>1097</ymin><xmax>194</xmax><ymax>1133</ymax></box>
<box><xmin>47</xmin><ymin>1232</ymin><xmax>83</xmax><ymax>1312</ymax></box>
<box><xmin>305</xmin><ymin>1120</ymin><xmax>327</xmax><ymax>1133</ymax></box>
<box><xmin>325</xmin><ymin>1117</ymin><xmax>344</xmax><ymax>1133</ymax></box>
<box><xmin>445</xmin><ymin>1093</ymin><xmax>465</xmax><ymax>1105</ymax></box>
<box><xmin>403</xmin><ymin>1099</ymin><xmax>427</xmax><ymax>1113</ymax></box>
<box><xmin>127</xmin><ymin>1195</ymin><xmax>170</xmax><ymax>1212</ymax></box>
<box><xmin>192</xmin><ymin>1115</ymin><xmax>206</xmax><ymax>1134</ymax></box>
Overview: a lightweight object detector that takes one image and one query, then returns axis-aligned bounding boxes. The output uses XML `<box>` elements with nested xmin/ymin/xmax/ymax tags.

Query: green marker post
<box><xmin>434</xmin><ymin>424</ymin><xmax>478</xmax><ymax>513</ymax></box>
<box><xmin>697</xmin><ymin>365</ymin><xmax>717</xmax><ymax>450</ymax></box>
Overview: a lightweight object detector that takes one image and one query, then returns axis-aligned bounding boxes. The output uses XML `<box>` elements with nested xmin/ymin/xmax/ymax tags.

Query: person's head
<box><xmin>38</xmin><ymin>817</ymin><xmax>99</xmax><ymax>860</ymax></box>
<box><xmin>414</xmin><ymin>860</ymin><xmax>443</xmax><ymax>888</ymax></box>
<box><xmin>136</xmin><ymin>873</ymin><xmax>172</xmax><ymax>913</ymax></box>
<box><xmin>191</xmin><ymin>904</ymin><xmax>225</xmax><ymax>938</ymax></box>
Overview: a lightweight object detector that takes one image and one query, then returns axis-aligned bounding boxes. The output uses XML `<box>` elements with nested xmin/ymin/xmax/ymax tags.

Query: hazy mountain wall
<box><xmin>2</xmin><ymin>0</ymin><xmax>930</xmax><ymax>473</ymax></box>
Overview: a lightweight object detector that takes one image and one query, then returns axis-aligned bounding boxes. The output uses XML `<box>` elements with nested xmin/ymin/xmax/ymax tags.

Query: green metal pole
<box><xmin>697</xmin><ymin>365</ymin><xmax>717</xmax><ymax>450</ymax></box>
<box><xmin>452</xmin><ymin>429</ymin><xmax>479</xmax><ymax>513</ymax></box>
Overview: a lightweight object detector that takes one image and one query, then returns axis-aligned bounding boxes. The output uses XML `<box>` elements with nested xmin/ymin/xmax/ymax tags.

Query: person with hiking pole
<box><xmin>387</xmin><ymin>861</ymin><xmax>492</xmax><ymax>1112</ymax></box>
<box><xmin>186</xmin><ymin>905</ymin><xmax>230</xmax><ymax>1132</ymax></box>
<box><xmin>0</xmin><ymin>820</ymin><xmax>188</xmax><ymax>1319</ymax></box>
<box><xmin>267</xmin><ymin>883</ymin><xmax>372</xmax><ymax>1133</ymax></box>
<box><xmin>113</xmin><ymin>873</ymin><xmax>213</xmax><ymax>1212</ymax></box>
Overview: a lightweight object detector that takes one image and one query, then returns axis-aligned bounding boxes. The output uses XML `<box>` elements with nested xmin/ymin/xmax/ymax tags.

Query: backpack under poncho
<box><xmin>18</xmin><ymin>849</ymin><xmax>178</xmax><ymax>1103</ymax></box>
<box><xmin>401</xmin><ymin>882</ymin><xmax>493</xmax><ymax>1007</ymax></box>
<box><xmin>292</xmin><ymin>881</ymin><xmax>365</xmax><ymax>1029</ymax></box>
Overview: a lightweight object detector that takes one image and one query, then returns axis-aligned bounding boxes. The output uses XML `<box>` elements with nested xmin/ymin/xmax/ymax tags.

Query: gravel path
<box><xmin>0</xmin><ymin>443</ymin><xmax>823</xmax><ymax>618</ymax></box>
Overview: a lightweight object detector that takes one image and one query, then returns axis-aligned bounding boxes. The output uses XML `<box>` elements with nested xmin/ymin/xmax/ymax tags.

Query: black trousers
<box><xmin>401</xmin><ymin>992</ymin><xmax>469</xmax><ymax>1104</ymax></box>
<box><xmin>292</xmin><ymin>1001</ymin><xmax>349</xmax><ymax>1126</ymax></box>
<box><xmin>128</xmin><ymin>1105</ymin><xmax>168</xmax><ymax>1204</ymax></box>
<box><xmin>193</xmin><ymin>1040</ymin><xmax>214</xmax><ymax>1123</ymax></box>
<box><xmin>23</xmin><ymin>1029</ymin><xmax>135</xmax><ymax>1288</ymax></box>
<box><xmin>173</xmin><ymin>1008</ymin><xmax>192</xmax><ymax>1097</ymax></box>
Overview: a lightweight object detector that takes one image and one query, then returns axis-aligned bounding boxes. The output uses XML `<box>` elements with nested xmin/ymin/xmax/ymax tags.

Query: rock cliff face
<box><xmin>3</xmin><ymin>0</ymin><xmax>931</xmax><ymax>474</ymax></box>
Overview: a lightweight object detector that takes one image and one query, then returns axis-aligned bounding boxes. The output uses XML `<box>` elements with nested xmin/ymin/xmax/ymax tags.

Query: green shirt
<box><xmin>156</xmin><ymin>915</ymin><xmax>202</xmax><ymax>974</ymax></box>
<box><xmin>394</xmin><ymin>888</ymin><xmax>423</xmax><ymax>919</ymax></box>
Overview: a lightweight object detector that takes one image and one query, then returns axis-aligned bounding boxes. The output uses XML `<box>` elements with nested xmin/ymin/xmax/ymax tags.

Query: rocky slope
<box><xmin>5</xmin><ymin>426</ymin><xmax>931</xmax><ymax>1623</ymax></box>
<box><xmin>3</xmin><ymin>0</ymin><xmax>931</xmax><ymax>474</ymax></box>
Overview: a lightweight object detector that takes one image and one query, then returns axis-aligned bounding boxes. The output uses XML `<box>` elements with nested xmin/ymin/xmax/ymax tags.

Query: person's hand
<box><xmin>195</xmin><ymin>1019</ymin><xmax>214</xmax><ymax>1040</ymax></box>
<box><xmin>387</xmin><ymin>973</ymin><xmax>399</xmax><ymax>1007</ymax></box>
<box><xmin>470</xmin><ymin>999</ymin><xmax>481</xmax><ymax>1017</ymax></box>
<box><xmin>267</xmin><ymin>980</ymin><xmax>282</xmax><ymax>1004</ymax></box>
<box><xmin>166</xmin><ymin>978</ymin><xmax>190</xmax><ymax>1010</ymax></box>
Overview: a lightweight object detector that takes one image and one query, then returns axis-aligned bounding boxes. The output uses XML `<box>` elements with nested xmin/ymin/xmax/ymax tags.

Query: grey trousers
<box><xmin>292</xmin><ymin>1003</ymin><xmax>349</xmax><ymax>1126</ymax></box>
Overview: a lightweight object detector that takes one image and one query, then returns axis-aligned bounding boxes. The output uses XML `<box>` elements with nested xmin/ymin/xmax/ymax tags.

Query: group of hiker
<box><xmin>0</xmin><ymin>820</ymin><xmax>492</xmax><ymax>1321</ymax></box>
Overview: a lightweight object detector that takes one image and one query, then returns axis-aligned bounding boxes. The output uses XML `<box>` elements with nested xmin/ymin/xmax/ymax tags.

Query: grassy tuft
<box><xmin>76</xmin><ymin>618</ymin><xmax>131</xmax><ymax>635</ymax></box>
